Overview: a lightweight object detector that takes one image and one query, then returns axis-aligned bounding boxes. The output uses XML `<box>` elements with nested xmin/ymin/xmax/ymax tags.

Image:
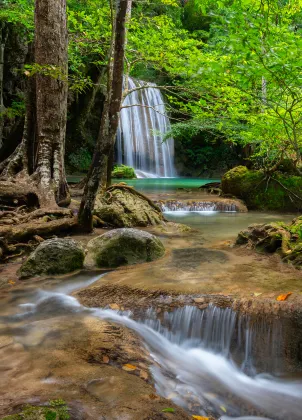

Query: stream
<box><xmin>0</xmin><ymin>188</ymin><xmax>301</xmax><ymax>419</ymax></box>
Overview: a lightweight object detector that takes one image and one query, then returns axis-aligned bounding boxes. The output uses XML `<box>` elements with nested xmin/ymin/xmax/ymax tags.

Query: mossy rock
<box><xmin>85</xmin><ymin>228</ymin><xmax>165</xmax><ymax>268</ymax></box>
<box><xmin>19</xmin><ymin>238</ymin><xmax>85</xmax><ymax>279</ymax></box>
<box><xmin>111</xmin><ymin>165</ymin><xmax>137</xmax><ymax>179</ymax></box>
<box><xmin>221</xmin><ymin>166</ymin><xmax>302</xmax><ymax>211</ymax></box>
<box><xmin>94</xmin><ymin>185</ymin><xmax>164</xmax><ymax>227</ymax></box>
<box><xmin>236</xmin><ymin>216</ymin><xmax>302</xmax><ymax>269</ymax></box>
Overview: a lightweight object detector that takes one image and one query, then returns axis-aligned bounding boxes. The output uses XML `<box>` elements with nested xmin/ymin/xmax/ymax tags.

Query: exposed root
<box><xmin>0</xmin><ymin>215</ymin><xmax>77</xmax><ymax>261</ymax></box>
<box><xmin>0</xmin><ymin>217</ymin><xmax>76</xmax><ymax>242</ymax></box>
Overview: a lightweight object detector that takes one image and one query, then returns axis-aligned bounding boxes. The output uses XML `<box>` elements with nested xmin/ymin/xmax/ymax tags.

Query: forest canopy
<box><xmin>1</xmin><ymin>0</ymin><xmax>302</xmax><ymax>174</ymax></box>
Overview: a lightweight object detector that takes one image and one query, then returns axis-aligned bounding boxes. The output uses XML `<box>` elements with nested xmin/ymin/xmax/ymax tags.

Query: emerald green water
<box><xmin>111</xmin><ymin>177</ymin><xmax>220</xmax><ymax>193</ymax></box>
<box><xmin>67</xmin><ymin>176</ymin><xmax>220</xmax><ymax>193</ymax></box>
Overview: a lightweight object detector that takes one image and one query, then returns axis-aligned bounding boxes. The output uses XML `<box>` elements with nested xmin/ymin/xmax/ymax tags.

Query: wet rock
<box><xmin>19</xmin><ymin>238</ymin><xmax>85</xmax><ymax>278</ymax></box>
<box><xmin>85</xmin><ymin>228</ymin><xmax>165</xmax><ymax>268</ymax></box>
<box><xmin>94</xmin><ymin>185</ymin><xmax>164</xmax><ymax>227</ymax></box>
<box><xmin>236</xmin><ymin>217</ymin><xmax>302</xmax><ymax>268</ymax></box>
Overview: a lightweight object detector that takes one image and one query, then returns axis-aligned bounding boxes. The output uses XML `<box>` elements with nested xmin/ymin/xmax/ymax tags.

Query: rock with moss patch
<box><xmin>94</xmin><ymin>185</ymin><xmax>164</xmax><ymax>227</ymax></box>
<box><xmin>19</xmin><ymin>238</ymin><xmax>85</xmax><ymax>279</ymax></box>
<box><xmin>236</xmin><ymin>217</ymin><xmax>302</xmax><ymax>268</ymax></box>
<box><xmin>85</xmin><ymin>228</ymin><xmax>165</xmax><ymax>268</ymax></box>
<box><xmin>222</xmin><ymin>166</ymin><xmax>302</xmax><ymax>211</ymax></box>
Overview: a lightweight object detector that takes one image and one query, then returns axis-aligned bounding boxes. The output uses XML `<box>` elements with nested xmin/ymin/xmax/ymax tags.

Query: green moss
<box><xmin>2</xmin><ymin>400</ymin><xmax>70</xmax><ymax>420</ymax></box>
<box><xmin>222</xmin><ymin>166</ymin><xmax>302</xmax><ymax>211</ymax></box>
<box><xmin>111</xmin><ymin>165</ymin><xmax>137</xmax><ymax>179</ymax></box>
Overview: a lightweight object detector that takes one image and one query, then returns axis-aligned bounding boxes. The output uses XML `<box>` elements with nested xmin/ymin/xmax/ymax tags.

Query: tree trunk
<box><xmin>0</xmin><ymin>22</ymin><xmax>8</xmax><ymax>150</ymax></box>
<box><xmin>78</xmin><ymin>0</ymin><xmax>131</xmax><ymax>231</ymax></box>
<box><xmin>0</xmin><ymin>0</ymin><xmax>70</xmax><ymax>208</ymax></box>
<box><xmin>34</xmin><ymin>0</ymin><xmax>69</xmax><ymax>206</ymax></box>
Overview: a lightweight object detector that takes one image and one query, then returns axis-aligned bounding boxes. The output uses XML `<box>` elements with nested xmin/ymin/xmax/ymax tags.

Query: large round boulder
<box><xmin>19</xmin><ymin>238</ymin><xmax>85</xmax><ymax>278</ymax></box>
<box><xmin>85</xmin><ymin>228</ymin><xmax>165</xmax><ymax>268</ymax></box>
<box><xmin>94</xmin><ymin>185</ymin><xmax>164</xmax><ymax>227</ymax></box>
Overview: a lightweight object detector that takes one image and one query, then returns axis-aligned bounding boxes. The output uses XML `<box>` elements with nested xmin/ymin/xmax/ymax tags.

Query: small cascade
<box><xmin>156</xmin><ymin>200</ymin><xmax>238</xmax><ymax>212</ymax></box>
<box><xmin>4</xmin><ymin>279</ymin><xmax>301</xmax><ymax>420</ymax></box>
<box><xmin>138</xmin><ymin>304</ymin><xmax>283</xmax><ymax>375</ymax></box>
<box><xmin>95</xmin><ymin>305</ymin><xmax>300</xmax><ymax>420</ymax></box>
<box><xmin>116</xmin><ymin>77</ymin><xmax>176</xmax><ymax>178</ymax></box>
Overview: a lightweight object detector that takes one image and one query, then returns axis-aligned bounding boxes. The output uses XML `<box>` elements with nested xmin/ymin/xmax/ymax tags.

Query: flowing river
<box><xmin>0</xmin><ymin>182</ymin><xmax>301</xmax><ymax>419</ymax></box>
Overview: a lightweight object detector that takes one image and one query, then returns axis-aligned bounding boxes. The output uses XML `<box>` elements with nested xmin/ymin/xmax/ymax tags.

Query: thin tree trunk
<box><xmin>0</xmin><ymin>22</ymin><xmax>8</xmax><ymax>150</ymax></box>
<box><xmin>78</xmin><ymin>0</ymin><xmax>131</xmax><ymax>231</ymax></box>
<box><xmin>34</xmin><ymin>0</ymin><xmax>69</xmax><ymax>206</ymax></box>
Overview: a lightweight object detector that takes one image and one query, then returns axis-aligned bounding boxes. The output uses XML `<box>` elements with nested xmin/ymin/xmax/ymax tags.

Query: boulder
<box><xmin>85</xmin><ymin>228</ymin><xmax>165</xmax><ymax>268</ymax></box>
<box><xmin>221</xmin><ymin>166</ymin><xmax>302</xmax><ymax>211</ymax></box>
<box><xmin>19</xmin><ymin>238</ymin><xmax>85</xmax><ymax>278</ymax></box>
<box><xmin>94</xmin><ymin>185</ymin><xmax>164</xmax><ymax>227</ymax></box>
<box><xmin>236</xmin><ymin>217</ymin><xmax>302</xmax><ymax>268</ymax></box>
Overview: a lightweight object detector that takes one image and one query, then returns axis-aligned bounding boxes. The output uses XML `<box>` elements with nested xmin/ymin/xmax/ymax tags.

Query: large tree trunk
<box><xmin>78</xmin><ymin>0</ymin><xmax>131</xmax><ymax>232</ymax></box>
<box><xmin>34</xmin><ymin>0</ymin><xmax>69</xmax><ymax>206</ymax></box>
<box><xmin>0</xmin><ymin>0</ymin><xmax>69</xmax><ymax>208</ymax></box>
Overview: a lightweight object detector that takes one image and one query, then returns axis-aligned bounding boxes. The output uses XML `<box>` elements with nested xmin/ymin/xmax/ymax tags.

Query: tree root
<box><xmin>0</xmin><ymin>216</ymin><xmax>77</xmax><ymax>261</ymax></box>
<box><xmin>0</xmin><ymin>217</ymin><xmax>77</xmax><ymax>243</ymax></box>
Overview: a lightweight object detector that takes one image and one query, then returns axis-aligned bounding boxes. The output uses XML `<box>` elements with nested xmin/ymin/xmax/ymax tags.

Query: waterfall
<box><xmin>116</xmin><ymin>77</ymin><xmax>176</xmax><ymax>178</ymax></box>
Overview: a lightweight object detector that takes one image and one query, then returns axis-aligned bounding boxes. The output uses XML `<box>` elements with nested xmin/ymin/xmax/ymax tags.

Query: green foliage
<box><xmin>68</xmin><ymin>147</ymin><xmax>92</xmax><ymax>172</ymax></box>
<box><xmin>112</xmin><ymin>164</ymin><xmax>137</xmax><ymax>179</ymax></box>
<box><xmin>222</xmin><ymin>166</ymin><xmax>302</xmax><ymax>211</ymax></box>
<box><xmin>2</xmin><ymin>0</ymin><xmax>302</xmax><ymax>173</ymax></box>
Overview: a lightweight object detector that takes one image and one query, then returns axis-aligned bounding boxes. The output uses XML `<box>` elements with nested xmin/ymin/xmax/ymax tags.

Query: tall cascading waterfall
<box><xmin>116</xmin><ymin>77</ymin><xmax>176</xmax><ymax>178</ymax></box>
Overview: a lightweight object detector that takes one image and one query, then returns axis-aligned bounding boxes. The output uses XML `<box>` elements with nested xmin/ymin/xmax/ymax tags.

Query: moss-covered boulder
<box><xmin>85</xmin><ymin>228</ymin><xmax>165</xmax><ymax>268</ymax></box>
<box><xmin>111</xmin><ymin>165</ymin><xmax>137</xmax><ymax>179</ymax></box>
<box><xmin>19</xmin><ymin>238</ymin><xmax>85</xmax><ymax>278</ymax></box>
<box><xmin>94</xmin><ymin>185</ymin><xmax>164</xmax><ymax>227</ymax></box>
<box><xmin>221</xmin><ymin>166</ymin><xmax>302</xmax><ymax>211</ymax></box>
<box><xmin>236</xmin><ymin>216</ymin><xmax>302</xmax><ymax>268</ymax></box>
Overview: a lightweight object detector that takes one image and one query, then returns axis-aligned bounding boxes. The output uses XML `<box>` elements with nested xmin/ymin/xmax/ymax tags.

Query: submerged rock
<box><xmin>94</xmin><ymin>185</ymin><xmax>164</xmax><ymax>227</ymax></box>
<box><xmin>222</xmin><ymin>166</ymin><xmax>302</xmax><ymax>211</ymax></box>
<box><xmin>236</xmin><ymin>217</ymin><xmax>302</xmax><ymax>268</ymax></box>
<box><xmin>85</xmin><ymin>228</ymin><xmax>165</xmax><ymax>268</ymax></box>
<box><xmin>19</xmin><ymin>238</ymin><xmax>85</xmax><ymax>278</ymax></box>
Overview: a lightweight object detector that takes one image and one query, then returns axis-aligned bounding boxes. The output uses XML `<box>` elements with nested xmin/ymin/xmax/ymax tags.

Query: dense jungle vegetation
<box><xmin>1</xmin><ymin>0</ymin><xmax>301</xmax><ymax>176</ymax></box>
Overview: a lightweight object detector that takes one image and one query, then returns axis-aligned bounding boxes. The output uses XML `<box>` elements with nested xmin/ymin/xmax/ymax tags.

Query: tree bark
<box><xmin>78</xmin><ymin>0</ymin><xmax>131</xmax><ymax>231</ymax></box>
<box><xmin>0</xmin><ymin>0</ymin><xmax>70</xmax><ymax>208</ymax></box>
<box><xmin>0</xmin><ymin>22</ymin><xmax>8</xmax><ymax>150</ymax></box>
<box><xmin>34</xmin><ymin>0</ymin><xmax>69</xmax><ymax>206</ymax></box>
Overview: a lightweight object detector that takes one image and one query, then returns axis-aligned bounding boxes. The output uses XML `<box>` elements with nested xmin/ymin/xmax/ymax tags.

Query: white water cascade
<box><xmin>116</xmin><ymin>77</ymin><xmax>176</xmax><ymax>178</ymax></box>
<box><xmin>4</xmin><ymin>276</ymin><xmax>302</xmax><ymax>420</ymax></box>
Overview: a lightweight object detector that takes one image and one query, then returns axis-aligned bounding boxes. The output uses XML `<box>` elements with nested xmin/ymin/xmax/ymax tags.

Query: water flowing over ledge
<box><xmin>116</xmin><ymin>77</ymin><xmax>176</xmax><ymax>177</ymax></box>
<box><xmin>156</xmin><ymin>200</ymin><xmax>239</xmax><ymax>212</ymax></box>
<box><xmin>6</xmin><ymin>275</ymin><xmax>301</xmax><ymax>420</ymax></box>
